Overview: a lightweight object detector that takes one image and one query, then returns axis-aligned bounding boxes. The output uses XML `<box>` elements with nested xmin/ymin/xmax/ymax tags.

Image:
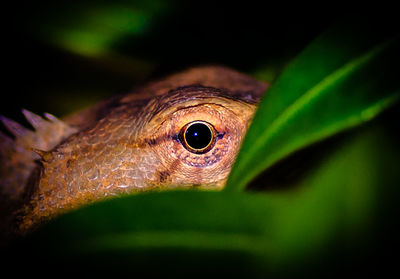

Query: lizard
<box><xmin>0</xmin><ymin>66</ymin><xmax>268</xmax><ymax>235</ymax></box>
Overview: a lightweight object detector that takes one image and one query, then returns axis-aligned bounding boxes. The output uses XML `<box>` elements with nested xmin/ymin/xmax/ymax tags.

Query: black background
<box><xmin>1</xmin><ymin>2</ymin><xmax>399</xmax><ymax>277</ymax></box>
<box><xmin>2</xmin><ymin>1</ymin><xmax>364</xmax><ymax>121</ymax></box>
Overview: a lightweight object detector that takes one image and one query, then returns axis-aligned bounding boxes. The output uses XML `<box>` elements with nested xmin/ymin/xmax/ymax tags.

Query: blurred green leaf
<box><xmin>9</xmin><ymin>13</ymin><xmax>400</xmax><ymax>278</ymax></box>
<box><xmin>226</xmin><ymin>19</ymin><xmax>399</xmax><ymax>191</ymax></box>
<box><xmin>35</xmin><ymin>1</ymin><xmax>169</xmax><ymax>57</ymax></box>
<box><xmin>20</xmin><ymin>114</ymin><xmax>399</xmax><ymax>276</ymax></box>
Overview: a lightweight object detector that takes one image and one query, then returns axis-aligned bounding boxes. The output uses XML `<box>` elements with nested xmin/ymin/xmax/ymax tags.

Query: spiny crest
<box><xmin>0</xmin><ymin>109</ymin><xmax>77</xmax><ymax>201</ymax></box>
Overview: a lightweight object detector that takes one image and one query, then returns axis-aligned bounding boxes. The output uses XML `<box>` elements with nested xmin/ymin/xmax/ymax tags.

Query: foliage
<box><xmin>4</xmin><ymin>3</ymin><xmax>399</xmax><ymax>277</ymax></box>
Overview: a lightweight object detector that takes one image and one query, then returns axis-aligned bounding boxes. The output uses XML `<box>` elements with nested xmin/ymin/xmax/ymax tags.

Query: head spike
<box><xmin>32</xmin><ymin>148</ymin><xmax>53</xmax><ymax>162</ymax></box>
<box><xmin>43</xmin><ymin>112</ymin><xmax>58</xmax><ymax>122</ymax></box>
<box><xmin>22</xmin><ymin>109</ymin><xmax>49</xmax><ymax>131</ymax></box>
<box><xmin>44</xmin><ymin>112</ymin><xmax>78</xmax><ymax>135</ymax></box>
<box><xmin>0</xmin><ymin>115</ymin><xmax>32</xmax><ymax>138</ymax></box>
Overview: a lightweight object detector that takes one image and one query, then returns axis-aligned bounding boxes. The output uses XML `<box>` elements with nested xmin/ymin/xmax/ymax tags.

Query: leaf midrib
<box><xmin>230</xmin><ymin>41</ymin><xmax>388</xmax><ymax>190</ymax></box>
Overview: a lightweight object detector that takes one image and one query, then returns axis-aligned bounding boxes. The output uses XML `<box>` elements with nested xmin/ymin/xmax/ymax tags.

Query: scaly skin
<box><xmin>3</xmin><ymin>66</ymin><xmax>268</xmax><ymax>233</ymax></box>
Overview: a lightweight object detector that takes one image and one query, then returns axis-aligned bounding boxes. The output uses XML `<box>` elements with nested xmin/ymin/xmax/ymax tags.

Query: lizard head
<box><xmin>2</xmin><ymin>66</ymin><xmax>267</xmax><ymax>232</ymax></box>
<box><xmin>133</xmin><ymin>86</ymin><xmax>256</xmax><ymax>189</ymax></box>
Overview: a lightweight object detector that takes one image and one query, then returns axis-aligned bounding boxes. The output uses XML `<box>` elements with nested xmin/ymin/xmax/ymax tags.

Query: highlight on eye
<box><xmin>178</xmin><ymin>120</ymin><xmax>216</xmax><ymax>154</ymax></box>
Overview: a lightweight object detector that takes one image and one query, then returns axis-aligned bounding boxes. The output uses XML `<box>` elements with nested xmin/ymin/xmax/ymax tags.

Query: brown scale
<box><xmin>0</xmin><ymin>66</ymin><xmax>268</xmax><ymax>234</ymax></box>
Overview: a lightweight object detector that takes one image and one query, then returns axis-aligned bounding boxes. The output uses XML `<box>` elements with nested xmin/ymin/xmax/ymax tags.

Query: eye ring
<box><xmin>178</xmin><ymin>121</ymin><xmax>217</xmax><ymax>154</ymax></box>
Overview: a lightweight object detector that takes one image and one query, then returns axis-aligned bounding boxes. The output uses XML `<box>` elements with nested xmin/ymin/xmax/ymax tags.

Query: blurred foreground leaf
<box><xmin>8</xmin><ymin>13</ymin><xmax>400</xmax><ymax>278</ymax></box>
<box><xmin>226</xmin><ymin>18</ymin><xmax>399</xmax><ymax>191</ymax></box>
<box><xmin>16</xmin><ymin>113</ymin><xmax>399</xmax><ymax>276</ymax></box>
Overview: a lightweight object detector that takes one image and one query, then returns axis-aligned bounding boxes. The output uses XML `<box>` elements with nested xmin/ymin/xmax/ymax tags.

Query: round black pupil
<box><xmin>185</xmin><ymin>123</ymin><xmax>212</xmax><ymax>150</ymax></box>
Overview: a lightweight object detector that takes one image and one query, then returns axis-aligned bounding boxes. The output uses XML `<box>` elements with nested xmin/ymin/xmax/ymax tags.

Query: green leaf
<box><xmin>226</xmin><ymin>19</ymin><xmax>400</xmax><ymax>191</ymax></box>
<box><xmin>8</xmin><ymin>14</ymin><xmax>400</xmax><ymax>278</ymax></box>
<box><xmin>16</xmin><ymin>115</ymin><xmax>399</xmax><ymax>276</ymax></box>
<box><xmin>32</xmin><ymin>1</ymin><xmax>169</xmax><ymax>57</ymax></box>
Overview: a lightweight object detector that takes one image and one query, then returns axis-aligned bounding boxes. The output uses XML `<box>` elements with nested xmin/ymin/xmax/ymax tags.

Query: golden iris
<box><xmin>179</xmin><ymin>121</ymin><xmax>216</xmax><ymax>154</ymax></box>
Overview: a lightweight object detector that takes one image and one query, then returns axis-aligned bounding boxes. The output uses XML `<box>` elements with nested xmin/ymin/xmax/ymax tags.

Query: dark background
<box><xmin>1</xmin><ymin>1</ymin><xmax>363</xmax><ymax>123</ymax></box>
<box><xmin>1</xmin><ymin>2</ymin><xmax>399</xmax><ymax>277</ymax></box>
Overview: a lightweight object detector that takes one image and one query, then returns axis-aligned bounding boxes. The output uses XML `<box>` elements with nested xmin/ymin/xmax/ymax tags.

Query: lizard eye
<box><xmin>179</xmin><ymin>121</ymin><xmax>217</xmax><ymax>154</ymax></box>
